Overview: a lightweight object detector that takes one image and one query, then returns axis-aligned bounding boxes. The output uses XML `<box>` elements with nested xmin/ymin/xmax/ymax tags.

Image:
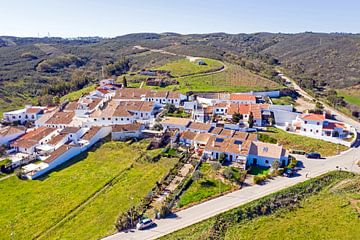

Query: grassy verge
<box><xmin>155</xmin><ymin>57</ymin><xmax>224</xmax><ymax>77</ymax></box>
<box><xmin>0</xmin><ymin>140</ymin><xmax>177</xmax><ymax>240</ymax></box>
<box><xmin>338</xmin><ymin>91</ymin><xmax>360</xmax><ymax>107</ymax></box>
<box><xmin>176</xmin><ymin>163</ymin><xmax>233</xmax><ymax>209</ymax></box>
<box><xmin>259</xmin><ymin>127</ymin><xmax>348</xmax><ymax>157</ymax></box>
<box><xmin>248</xmin><ymin>166</ymin><xmax>270</xmax><ymax>176</ymax></box>
<box><xmin>161</xmin><ymin>171</ymin><xmax>358</xmax><ymax>240</ymax></box>
<box><xmin>60</xmin><ymin>85</ymin><xmax>96</xmax><ymax>102</ymax></box>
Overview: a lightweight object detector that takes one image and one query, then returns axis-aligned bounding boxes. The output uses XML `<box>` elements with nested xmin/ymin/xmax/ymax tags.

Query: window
<box><xmin>305</xmin><ymin>121</ymin><xmax>308</xmax><ymax>124</ymax></box>
<box><xmin>316</xmin><ymin>130</ymin><xmax>319</xmax><ymax>133</ymax></box>
<box><xmin>115</xmin><ymin>118</ymin><xmax>118</xmax><ymax>121</ymax></box>
<box><xmin>317</xmin><ymin>122</ymin><xmax>320</xmax><ymax>125</ymax></box>
<box><xmin>102</xmin><ymin>118</ymin><xmax>105</xmax><ymax>120</ymax></box>
<box><xmin>108</xmin><ymin>118</ymin><xmax>111</xmax><ymax>120</ymax></box>
<box><xmin>310</xmin><ymin>129</ymin><xmax>313</xmax><ymax>132</ymax></box>
<box><xmin>304</xmin><ymin>128</ymin><xmax>306</xmax><ymax>132</ymax></box>
<box><xmin>121</xmin><ymin>118</ymin><xmax>123</xmax><ymax>121</ymax></box>
<box><xmin>265</xmin><ymin>160</ymin><xmax>269</xmax><ymax>164</ymax></box>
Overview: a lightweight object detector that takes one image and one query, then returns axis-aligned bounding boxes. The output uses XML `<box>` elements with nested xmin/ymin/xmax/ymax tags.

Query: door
<box><xmin>253</xmin><ymin>158</ymin><xmax>257</xmax><ymax>166</ymax></box>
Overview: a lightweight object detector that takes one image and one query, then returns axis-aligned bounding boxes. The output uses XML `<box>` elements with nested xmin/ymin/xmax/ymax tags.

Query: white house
<box><xmin>112</xmin><ymin>123</ymin><xmax>144</xmax><ymax>140</ymax></box>
<box><xmin>247</xmin><ymin>141</ymin><xmax>289</xmax><ymax>168</ymax></box>
<box><xmin>11</xmin><ymin>127</ymin><xmax>58</xmax><ymax>154</ymax></box>
<box><xmin>0</xmin><ymin>126</ymin><xmax>26</xmax><ymax>145</ymax></box>
<box><xmin>3</xmin><ymin>106</ymin><xmax>45</xmax><ymax>124</ymax></box>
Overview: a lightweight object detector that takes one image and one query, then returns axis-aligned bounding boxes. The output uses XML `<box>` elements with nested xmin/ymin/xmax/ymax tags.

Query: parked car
<box><xmin>136</xmin><ymin>218</ymin><xmax>154</xmax><ymax>230</ymax></box>
<box><xmin>283</xmin><ymin>168</ymin><xmax>294</xmax><ymax>177</ymax></box>
<box><xmin>306</xmin><ymin>152</ymin><xmax>321</xmax><ymax>159</ymax></box>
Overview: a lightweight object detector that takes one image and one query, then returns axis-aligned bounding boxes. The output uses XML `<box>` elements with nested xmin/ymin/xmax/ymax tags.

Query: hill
<box><xmin>1</xmin><ymin>32</ymin><xmax>360</xmax><ymax>116</ymax></box>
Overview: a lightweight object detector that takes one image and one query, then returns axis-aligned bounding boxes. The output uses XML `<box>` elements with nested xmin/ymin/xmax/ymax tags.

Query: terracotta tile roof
<box><xmin>204</xmin><ymin>136</ymin><xmax>229</xmax><ymax>152</ymax></box>
<box><xmin>82</xmin><ymin>127</ymin><xmax>102</xmax><ymax>141</ymax></box>
<box><xmin>194</xmin><ymin>132</ymin><xmax>212</xmax><ymax>144</ymax></box>
<box><xmin>26</xmin><ymin>107</ymin><xmax>43</xmax><ymax>114</ymax></box>
<box><xmin>218</xmin><ymin>129</ymin><xmax>234</xmax><ymax>138</ymax></box>
<box><xmin>161</xmin><ymin>117</ymin><xmax>191</xmax><ymax>126</ymax></box>
<box><xmin>214</xmin><ymin>102</ymin><xmax>228</xmax><ymax>108</ymax></box>
<box><xmin>249</xmin><ymin>141</ymin><xmax>287</xmax><ymax>159</ymax></box>
<box><xmin>167</xmin><ymin>91</ymin><xmax>180</xmax><ymax>99</ymax></box>
<box><xmin>180</xmin><ymin>130</ymin><xmax>198</xmax><ymax>141</ymax></box>
<box><xmin>12</xmin><ymin>127</ymin><xmax>57</xmax><ymax>148</ymax></box>
<box><xmin>87</xmin><ymin>98</ymin><xmax>102</xmax><ymax>110</ymax></box>
<box><xmin>301</xmin><ymin>113</ymin><xmax>326</xmax><ymax>121</ymax></box>
<box><xmin>46</xmin><ymin>111</ymin><xmax>75</xmax><ymax>125</ymax></box>
<box><xmin>44</xmin><ymin>145</ymin><xmax>72</xmax><ymax>163</ymax></box>
<box><xmin>64</xmin><ymin>102</ymin><xmax>79</xmax><ymax>111</ymax></box>
<box><xmin>0</xmin><ymin>126</ymin><xmax>26</xmax><ymax>137</ymax></box>
<box><xmin>146</xmin><ymin>90</ymin><xmax>168</xmax><ymax>98</ymax></box>
<box><xmin>209</xmin><ymin>127</ymin><xmax>223</xmax><ymax>135</ymax></box>
<box><xmin>115</xmin><ymin>88</ymin><xmax>151</xmax><ymax>99</ymax></box>
<box><xmin>187</xmin><ymin>122</ymin><xmax>212</xmax><ymax>132</ymax></box>
<box><xmin>60</xmin><ymin>127</ymin><xmax>81</xmax><ymax>134</ymax></box>
<box><xmin>112</xmin><ymin>123</ymin><xmax>143</xmax><ymax>132</ymax></box>
<box><xmin>48</xmin><ymin>134</ymin><xmax>67</xmax><ymax>145</ymax></box>
<box><xmin>323</xmin><ymin>122</ymin><xmax>345</xmax><ymax>130</ymax></box>
<box><xmin>96</xmin><ymin>88</ymin><xmax>110</xmax><ymax>94</ymax></box>
<box><xmin>230</xmin><ymin>94</ymin><xmax>256</xmax><ymax>101</ymax></box>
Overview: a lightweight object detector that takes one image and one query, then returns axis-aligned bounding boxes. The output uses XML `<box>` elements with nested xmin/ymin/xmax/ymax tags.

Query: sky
<box><xmin>1</xmin><ymin>0</ymin><xmax>359</xmax><ymax>38</ymax></box>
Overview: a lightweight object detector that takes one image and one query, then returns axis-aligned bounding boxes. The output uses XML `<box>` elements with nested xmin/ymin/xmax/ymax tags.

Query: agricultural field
<box><xmin>259</xmin><ymin>127</ymin><xmax>348</xmax><ymax>157</ymax></box>
<box><xmin>176</xmin><ymin>163</ymin><xmax>236</xmax><ymax>209</ymax></box>
<box><xmin>162</xmin><ymin>171</ymin><xmax>360</xmax><ymax>240</ymax></box>
<box><xmin>0</xmin><ymin>140</ymin><xmax>177</xmax><ymax>240</ymax></box>
<box><xmin>338</xmin><ymin>87</ymin><xmax>360</xmax><ymax>107</ymax></box>
<box><xmin>155</xmin><ymin>57</ymin><xmax>224</xmax><ymax>77</ymax></box>
<box><xmin>148</xmin><ymin>64</ymin><xmax>281</xmax><ymax>93</ymax></box>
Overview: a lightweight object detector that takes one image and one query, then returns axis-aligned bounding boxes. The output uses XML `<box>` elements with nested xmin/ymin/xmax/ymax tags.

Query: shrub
<box><xmin>223</xmin><ymin>168</ymin><xmax>234</xmax><ymax>180</ymax></box>
<box><xmin>211</xmin><ymin>162</ymin><xmax>222</xmax><ymax>171</ymax></box>
<box><xmin>192</xmin><ymin>170</ymin><xmax>203</xmax><ymax>181</ymax></box>
<box><xmin>253</xmin><ymin>175</ymin><xmax>266</xmax><ymax>184</ymax></box>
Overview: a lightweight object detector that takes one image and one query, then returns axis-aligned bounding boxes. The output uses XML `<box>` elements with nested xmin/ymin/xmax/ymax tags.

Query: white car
<box><xmin>136</xmin><ymin>218</ymin><xmax>154</xmax><ymax>230</ymax></box>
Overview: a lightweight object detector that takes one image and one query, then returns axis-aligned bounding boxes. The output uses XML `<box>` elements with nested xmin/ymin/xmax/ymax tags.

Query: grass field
<box><xmin>0</xmin><ymin>140</ymin><xmax>177</xmax><ymax>240</ymax></box>
<box><xmin>60</xmin><ymin>84</ymin><xmax>96</xmax><ymax>102</ymax></box>
<box><xmin>260</xmin><ymin>127</ymin><xmax>348</xmax><ymax>157</ymax></box>
<box><xmin>148</xmin><ymin>64</ymin><xmax>281</xmax><ymax>93</ymax></box>
<box><xmin>161</xmin><ymin>172</ymin><xmax>360</xmax><ymax>240</ymax></box>
<box><xmin>271</xmin><ymin>96</ymin><xmax>296</xmax><ymax>105</ymax></box>
<box><xmin>177</xmin><ymin>163</ymin><xmax>233</xmax><ymax>209</ymax></box>
<box><xmin>248</xmin><ymin>166</ymin><xmax>270</xmax><ymax>176</ymax></box>
<box><xmin>338</xmin><ymin>91</ymin><xmax>360</xmax><ymax>107</ymax></box>
<box><xmin>155</xmin><ymin>58</ymin><xmax>224</xmax><ymax>77</ymax></box>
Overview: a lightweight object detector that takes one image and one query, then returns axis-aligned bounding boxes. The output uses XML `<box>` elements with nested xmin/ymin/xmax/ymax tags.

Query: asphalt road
<box><xmin>104</xmin><ymin>72</ymin><xmax>360</xmax><ymax>240</ymax></box>
<box><xmin>104</xmin><ymin>142</ymin><xmax>360</xmax><ymax>240</ymax></box>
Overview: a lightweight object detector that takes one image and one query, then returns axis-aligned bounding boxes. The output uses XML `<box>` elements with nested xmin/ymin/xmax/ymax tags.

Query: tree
<box><xmin>248</xmin><ymin>112</ymin><xmax>254</xmax><ymax>128</ymax></box>
<box><xmin>192</xmin><ymin>170</ymin><xmax>203</xmax><ymax>181</ymax></box>
<box><xmin>211</xmin><ymin>162</ymin><xmax>222</xmax><ymax>171</ymax></box>
<box><xmin>271</xmin><ymin>160</ymin><xmax>280</xmax><ymax>171</ymax></box>
<box><xmin>165</xmin><ymin>104</ymin><xmax>176</xmax><ymax>114</ymax></box>
<box><xmin>232</xmin><ymin>112</ymin><xmax>243</xmax><ymax>123</ymax></box>
<box><xmin>122</xmin><ymin>76</ymin><xmax>128</xmax><ymax>88</ymax></box>
<box><xmin>218</xmin><ymin>153</ymin><xmax>226</xmax><ymax>164</ymax></box>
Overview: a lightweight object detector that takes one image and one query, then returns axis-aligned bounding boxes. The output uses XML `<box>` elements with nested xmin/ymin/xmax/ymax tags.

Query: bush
<box><xmin>192</xmin><ymin>170</ymin><xmax>203</xmax><ymax>181</ymax></box>
<box><xmin>287</xmin><ymin>156</ymin><xmax>298</xmax><ymax>169</ymax></box>
<box><xmin>211</xmin><ymin>162</ymin><xmax>222</xmax><ymax>171</ymax></box>
<box><xmin>258</xmin><ymin>134</ymin><xmax>277</xmax><ymax>144</ymax></box>
<box><xmin>223</xmin><ymin>168</ymin><xmax>234</xmax><ymax>180</ymax></box>
<box><xmin>253</xmin><ymin>175</ymin><xmax>266</xmax><ymax>184</ymax></box>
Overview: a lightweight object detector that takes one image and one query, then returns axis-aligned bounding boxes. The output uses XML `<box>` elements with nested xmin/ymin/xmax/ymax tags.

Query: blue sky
<box><xmin>1</xmin><ymin>0</ymin><xmax>359</xmax><ymax>37</ymax></box>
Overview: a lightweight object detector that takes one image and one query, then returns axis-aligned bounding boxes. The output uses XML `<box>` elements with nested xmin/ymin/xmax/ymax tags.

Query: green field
<box><xmin>155</xmin><ymin>58</ymin><xmax>224</xmax><ymax>77</ymax></box>
<box><xmin>177</xmin><ymin>163</ymin><xmax>233</xmax><ymax>209</ymax></box>
<box><xmin>0</xmin><ymin>140</ymin><xmax>177</xmax><ymax>240</ymax></box>
<box><xmin>148</xmin><ymin>64</ymin><xmax>281</xmax><ymax>93</ymax></box>
<box><xmin>162</xmin><ymin>171</ymin><xmax>360</xmax><ymax>240</ymax></box>
<box><xmin>60</xmin><ymin>84</ymin><xmax>96</xmax><ymax>102</ymax></box>
<box><xmin>271</xmin><ymin>96</ymin><xmax>296</xmax><ymax>105</ymax></box>
<box><xmin>338</xmin><ymin>91</ymin><xmax>360</xmax><ymax>107</ymax></box>
<box><xmin>260</xmin><ymin>127</ymin><xmax>348</xmax><ymax>157</ymax></box>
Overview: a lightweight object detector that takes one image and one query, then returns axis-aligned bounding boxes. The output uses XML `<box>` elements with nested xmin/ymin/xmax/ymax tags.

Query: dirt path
<box><xmin>0</xmin><ymin>173</ymin><xmax>15</xmax><ymax>182</ymax></box>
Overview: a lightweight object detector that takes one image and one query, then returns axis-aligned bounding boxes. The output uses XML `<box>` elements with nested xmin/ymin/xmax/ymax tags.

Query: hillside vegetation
<box><xmin>162</xmin><ymin>171</ymin><xmax>360</xmax><ymax>240</ymax></box>
<box><xmin>1</xmin><ymin>32</ymin><xmax>360</xmax><ymax>117</ymax></box>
